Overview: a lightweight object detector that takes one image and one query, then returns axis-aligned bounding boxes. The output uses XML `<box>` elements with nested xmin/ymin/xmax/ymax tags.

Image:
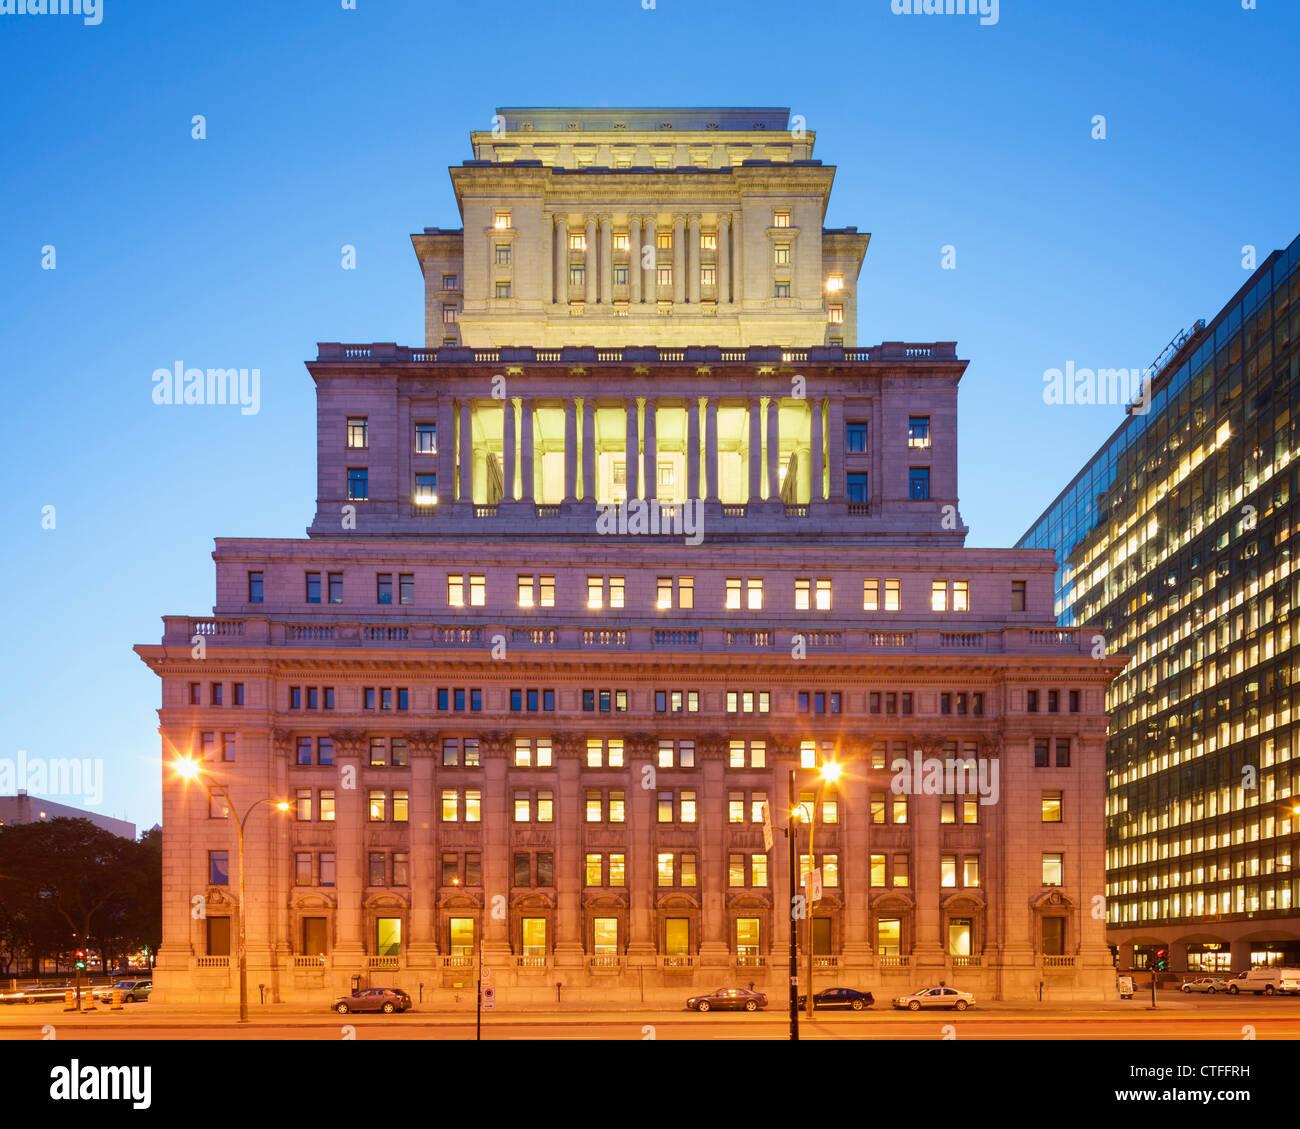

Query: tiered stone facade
<box><xmin>136</xmin><ymin>108</ymin><xmax>1126</xmax><ymax>1007</ymax></box>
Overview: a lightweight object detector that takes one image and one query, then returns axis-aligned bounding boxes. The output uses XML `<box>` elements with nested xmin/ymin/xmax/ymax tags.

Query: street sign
<box><xmin>481</xmin><ymin>985</ymin><xmax>496</xmax><ymax>1011</ymax></box>
<box><xmin>480</xmin><ymin>966</ymin><xmax>492</xmax><ymax>983</ymax></box>
<box><xmin>761</xmin><ymin>802</ymin><xmax>773</xmax><ymax>852</ymax></box>
<box><xmin>809</xmin><ymin>867</ymin><xmax>823</xmax><ymax>903</ymax></box>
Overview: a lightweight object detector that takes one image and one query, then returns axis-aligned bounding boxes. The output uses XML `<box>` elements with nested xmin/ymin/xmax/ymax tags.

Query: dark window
<box><xmin>323</xmin><ymin>687</ymin><xmax>334</xmax><ymax>710</ymax></box>
<box><xmin>289</xmin><ymin>687</ymin><xmax>302</xmax><ymax>710</ymax></box>
<box><xmin>454</xmin><ymin>688</ymin><xmax>466</xmax><ymax>711</ymax></box>
<box><xmin>327</xmin><ymin>571</ymin><xmax>343</xmax><ymax>604</ymax></box>
<box><xmin>381</xmin><ymin>688</ymin><xmax>392</xmax><ymax>710</ymax></box>
<box><xmin>1011</xmin><ymin>580</ymin><xmax>1026</xmax><ymax>612</ymax></box>
<box><xmin>296</xmin><ymin>738</ymin><xmax>312</xmax><ymax>766</ymax></box>
<box><xmin>368</xmin><ymin>853</ymin><xmax>386</xmax><ymax>887</ymax></box>
<box><xmin>940</xmin><ymin>693</ymin><xmax>951</xmax><ymax>715</ymax></box>
<box><xmin>973</xmin><ymin>692</ymin><xmax>984</xmax><ymax>716</ymax></box>
<box><xmin>537</xmin><ymin>853</ymin><xmax>554</xmax><ymax>886</ymax></box>
<box><xmin>1069</xmin><ymin>690</ymin><xmax>1080</xmax><ymax>713</ymax></box>
<box><xmin>583</xmin><ymin>690</ymin><xmax>596</xmax><ymax>711</ymax></box>
<box><xmin>248</xmin><ymin>572</ymin><xmax>264</xmax><ymax>603</ymax></box>
<box><xmin>527</xmin><ymin>689</ymin><xmax>539</xmax><ymax>711</ymax></box>
<box><xmin>211</xmin><ymin>682</ymin><xmax>223</xmax><ymax>706</ymax></box>
<box><xmin>233</xmin><ymin>683</ymin><xmax>244</xmax><ymax>706</ymax></box>
<box><xmin>847</xmin><ymin>472</ymin><xmax>869</xmax><ymax>504</ymax></box>
<box><xmin>1048</xmin><ymin>690</ymin><xmax>1059</xmax><ymax>713</ymax></box>
<box><xmin>1055</xmin><ymin>738</ymin><xmax>1071</xmax><ymax>768</ymax></box>
<box><xmin>442</xmin><ymin>854</ymin><xmax>458</xmax><ymax>886</ymax></box>
<box><xmin>798</xmin><ymin>692</ymin><xmax>810</xmax><ymax>714</ymax></box>
<box><xmin>908</xmin><ymin>467</ymin><xmax>930</xmax><ymax>500</ymax></box>
<box><xmin>513</xmin><ymin>854</ymin><xmax>530</xmax><ymax>887</ymax></box>
<box><xmin>543</xmin><ymin>689</ymin><xmax>555</xmax><ymax>711</ymax></box>
<box><xmin>415</xmin><ymin>424</ymin><xmax>437</xmax><ymax>454</ymax></box>
<box><xmin>306</xmin><ymin>572</ymin><xmax>321</xmax><ymax>604</ymax></box>
<box><xmin>347</xmin><ymin>468</ymin><xmax>368</xmax><ymax>501</ymax></box>
<box><xmin>466</xmin><ymin>853</ymin><xmax>481</xmax><ymax>886</ymax></box>
<box><xmin>470</xmin><ymin>689</ymin><xmax>482</xmax><ymax>711</ymax></box>
<box><xmin>318</xmin><ymin>738</ymin><xmax>334</xmax><ymax>766</ymax></box>
<box><xmin>377</xmin><ymin>574</ymin><xmax>393</xmax><ymax>605</ymax></box>
<box><xmin>870</xmin><ymin>692</ymin><xmax>881</xmax><ymax>714</ymax></box>
<box><xmin>599</xmin><ymin>689</ymin><xmax>611</xmax><ymax>713</ymax></box>
<box><xmin>511</xmin><ymin>689</ymin><xmax>523</xmax><ymax>711</ymax></box>
<box><xmin>306</xmin><ymin>687</ymin><xmax>318</xmax><ymax>710</ymax></box>
<box><xmin>397</xmin><ymin>688</ymin><xmax>409</xmax><ymax>711</ymax></box>
<box><xmin>364</xmin><ymin>687</ymin><xmax>376</xmax><ymax>710</ymax></box>
<box><xmin>209</xmin><ymin>850</ymin><xmax>229</xmax><ymax>885</ymax></box>
<box><xmin>399</xmin><ymin>574</ymin><xmax>414</xmax><ymax>605</ymax></box>
<box><xmin>1027</xmin><ymin>690</ymin><xmax>1039</xmax><ymax>713</ymax></box>
<box><xmin>846</xmin><ymin>423</ymin><xmax>868</xmax><ymax>453</ymax></box>
<box><xmin>438</xmin><ymin>688</ymin><xmax>449</xmax><ymax>710</ymax></box>
<box><xmin>1034</xmin><ymin>739</ymin><xmax>1050</xmax><ymax>768</ymax></box>
<box><xmin>656</xmin><ymin>690</ymin><xmax>668</xmax><ymax>713</ymax></box>
<box><xmin>899</xmin><ymin>693</ymin><xmax>910</xmax><ymax>715</ymax></box>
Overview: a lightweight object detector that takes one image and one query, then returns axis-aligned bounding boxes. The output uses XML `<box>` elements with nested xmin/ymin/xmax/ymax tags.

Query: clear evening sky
<box><xmin>1</xmin><ymin>0</ymin><xmax>1296</xmax><ymax>833</ymax></box>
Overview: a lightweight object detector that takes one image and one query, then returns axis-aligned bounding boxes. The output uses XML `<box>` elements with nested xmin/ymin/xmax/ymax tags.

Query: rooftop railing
<box><xmin>315</xmin><ymin>342</ymin><xmax>960</xmax><ymax>365</ymax></box>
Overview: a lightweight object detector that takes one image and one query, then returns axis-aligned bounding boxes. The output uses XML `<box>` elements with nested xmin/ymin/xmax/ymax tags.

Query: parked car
<box><xmin>94</xmin><ymin>980</ymin><xmax>152</xmax><ymax>1003</ymax></box>
<box><xmin>1226</xmin><ymin>968</ymin><xmax>1300</xmax><ymax>996</ymax></box>
<box><xmin>332</xmin><ymin>987</ymin><xmax>411</xmax><ymax>1014</ymax></box>
<box><xmin>1179</xmin><ymin>977</ymin><xmax>1229</xmax><ymax>994</ymax></box>
<box><xmin>892</xmin><ymin>985</ymin><xmax>975</xmax><ymax>1011</ymax></box>
<box><xmin>686</xmin><ymin>987</ymin><xmax>768</xmax><ymax>1012</ymax></box>
<box><xmin>796</xmin><ymin>987</ymin><xmax>874</xmax><ymax>1011</ymax></box>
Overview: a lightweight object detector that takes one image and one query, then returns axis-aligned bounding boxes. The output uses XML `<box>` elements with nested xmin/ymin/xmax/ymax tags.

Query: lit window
<box><xmin>815</xmin><ymin>579</ymin><xmax>831</xmax><ymax>610</ymax></box>
<box><xmin>469</xmin><ymin>575</ymin><xmax>486</xmax><ymax>606</ymax></box>
<box><xmin>794</xmin><ymin>578</ymin><xmax>810</xmax><ymax>610</ymax></box>
<box><xmin>828</xmin><ymin>304</ymin><xmax>843</xmax><ymax>324</ymax></box>
<box><xmin>569</xmin><ymin>233</ymin><xmax>586</xmax><ymax>251</ymax></box>
<box><xmin>773</xmin><ymin>211</ymin><xmax>791</xmax><ymax>227</ymax></box>
<box><xmin>700</xmin><ymin>267</ymin><xmax>715</xmax><ymax>287</ymax></box>
<box><xmin>609</xmin><ymin>577</ymin><xmax>625</xmax><ymax>608</ymax></box>
<box><xmin>447</xmin><ymin>574</ymin><xmax>464</xmax><ymax>607</ymax></box>
<box><xmin>656</xmin><ymin>232</ymin><xmax>672</xmax><ymax>249</ymax></box>
<box><xmin>1042</xmin><ymin>792</ymin><xmax>1063</xmax><ymax>822</ymax></box>
<box><xmin>1042</xmin><ymin>853</ymin><xmax>1063</xmax><ymax>886</ymax></box>
<box><xmin>908</xmin><ymin>416</ymin><xmax>931</xmax><ymax>448</ymax></box>
<box><xmin>747</xmin><ymin>578</ymin><xmax>763</xmax><ymax>610</ymax></box>
<box><xmin>701</xmin><ymin>232</ymin><xmax>717</xmax><ymax>250</ymax></box>
<box><xmin>826</xmin><ymin>273</ymin><xmax>843</xmax><ymax>291</ymax></box>
<box><xmin>963</xmin><ymin>857</ymin><xmax>980</xmax><ymax>886</ymax></box>
<box><xmin>657</xmin><ymin>266</ymin><xmax>672</xmax><ymax>287</ymax></box>
<box><xmin>725</xmin><ymin>578</ymin><xmax>742</xmax><ymax>610</ymax></box>
<box><xmin>513</xmin><ymin>793</ymin><xmax>530</xmax><ymax>822</ymax></box>
<box><xmin>931</xmin><ymin>581</ymin><xmax>947</xmax><ymax>612</ymax></box>
<box><xmin>774</xmin><ymin>243</ymin><xmax>791</xmax><ymax>265</ymax></box>
<box><xmin>414</xmin><ymin>474</ymin><xmax>437</xmax><ymax>505</ymax></box>
<box><xmin>613</xmin><ymin>233</ymin><xmax>630</xmax><ymax>251</ymax></box>
<box><xmin>347</xmin><ymin>417</ymin><xmax>368</xmax><ymax>448</ymax></box>
<box><xmin>863</xmin><ymin>578</ymin><xmax>879</xmax><ymax>611</ymax></box>
<box><xmin>518</xmin><ymin>575</ymin><xmax>534</xmax><ymax>608</ymax></box>
<box><xmin>953</xmin><ymin>580</ymin><xmax>969</xmax><ymax>612</ymax></box>
<box><xmin>941</xmin><ymin>855</ymin><xmax>957</xmax><ymax>888</ymax></box>
<box><xmin>493</xmin><ymin>211</ymin><xmax>511</xmax><ymax>229</ymax></box>
<box><xmin>885</xmin><ymin>579</ymin><xmax>900</xmax><ymax>611</ymax></box>
<box><xmin>657</xmin><ymin>576</ymin><xmax>673</xmax><ymax>610</ymax></box>
<box><xmin>539</xmin><ymin>575</ymin><xmax>555</xmax><ymax>607</ymax></box>
<box><xmin>587</xmin><ymin>576</ymin><xmax>603</xmax><ymax>609</ymax></box>
<box><xmin>679</xmin><ymin>577</ymin><xmax>694</xmax><ymax>608</ymax></box>
<box><xmin>657</xmin><ymin>853</ymin><xmax>674</xmax><ymax>886</ymax></box>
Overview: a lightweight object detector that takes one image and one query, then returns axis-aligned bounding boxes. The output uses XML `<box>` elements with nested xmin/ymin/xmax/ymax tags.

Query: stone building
<box><xmin>137</xmin><ymin>108</ymin><xmax>1125</xmax><ymax>1005</ymax></box>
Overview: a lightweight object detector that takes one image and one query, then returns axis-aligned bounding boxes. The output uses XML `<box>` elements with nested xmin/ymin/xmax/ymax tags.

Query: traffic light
<box><xmin>1153</xmin><ymin>947</ymin><xmax>1168</xmax><ymax>972</ymax></box>
<box><xmin>74</xmin><ymin>950</ymin><xmax>86</xmax><ymax>971</ymax></box>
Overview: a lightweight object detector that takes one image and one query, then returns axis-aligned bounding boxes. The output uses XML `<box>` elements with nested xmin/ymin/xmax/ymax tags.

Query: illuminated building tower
<box><xmin>138</xmin><ymin>109</ymin><xmax>1125</xmax><ymax>1005</ymax></box>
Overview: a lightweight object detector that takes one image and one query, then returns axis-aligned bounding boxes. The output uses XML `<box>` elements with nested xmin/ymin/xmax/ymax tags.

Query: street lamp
<box><xmin>175</xmin><ymin>756</ymin><xmax>288</xmax><ymax>1023</ymax></box>
<box><xmin>804</xmin><ymin>761</ymin><xmax>841</xmax><ymax>1020</ymax></box>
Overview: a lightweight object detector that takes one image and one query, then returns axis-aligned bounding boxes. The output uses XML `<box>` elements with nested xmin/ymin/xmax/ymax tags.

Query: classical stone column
<box><xmin>599</xmin><ymin>215</ymin><xmax>612</xmax><ymax>304</ymax></box>
<box><xmin>705</xmin><ymin>397</ymin><xmax>719</xmax><ymax>502</ymax></box>
<box><xmin>458</xmin><ymin>399</ymin><xmax>473</xmax><ymax>502</ymax></box>
<box><xmin>554</xmin><ymin>217</ymin><xmax>568</xmax><ymax>303</ymax></box>
<box><xmin>687</xmin><ymin>215</ymin><xmax>700</xmax><ymax>303</ymax></box>
<box><xmin>626</xmin><ymin>734</ymin><xmax>655</xmax><ymax>958</ymax></box>
<box><xmin>519</xmin><ymin>397</ymin><xmax>534</xmax><ymax>504</ymax></box>
<box><xmin>329</xmin><ymin>730</ymin><xmax>367</xmax><ymax>962</ymax></box>
<box><xmin>698</xmin><ymin>736</ymin><xmax>728</xmax><ymax>966</ymax></box>
<box><xmin>437</xmin><ymin>397</ymin><xmax>454</xmax><ymax>504</ymax></box>
<box><xmin>581</xmin><ymin>396</ymin><xmax>596</xmax><ymax>502</ymax></box>
<box><xmin>766</xmin><ymin>396</ymin><xmax>780</xmax><ymax>503</ymax></box>
<box><xmin>747</xmin><ymin>397</ymin><xmax>762</xmax><ymax>503</ymax></box>
<box><xmin>542</xmin><ymin>216</ymin><xmax>553</xmax><ymax>305</ymax></box>
<box><xmin>554</xmin><ymin>743</ymin><xmax>583</xmax><ymax>968</ymax></box>
<box><xmin>480</xmin><ymin>736</ymin><xmax>511</xmax><ymax>962</ymax></box>
<box><xmin>406</xmin><ymin>731</ymin><xmax>440</xmax><ymax>964</ymax></box>
<box><xmin>827</xmin><ymin>397</ymin><xmax>846</xmax><ymax>503</ymax></box>
<box><xmin>687</xmin><ymin>397</ymin><xmax>701</xmax><ymax>499</ymax></box>
<box><xmin>643</xmin><ymin>217</ymin><xmax>656</xmax><ymax>300</ymax></box>
<box><xmin>672</xmin><ymin>215</ymin><xmax>685</xmax><ymax>304</ymax></box>
<box><xmin>810</xmin><ymin>396</ymin><xmax>824</xmax><ymax>502</ymax></box>
<box><xmin>502</xmin><ymin>396</ymin><xmax>516</xmax><ymax>502</ymax></box>
<box><xmin>628</xmin><ymin>217</ymin><xmax>642</xmax><ymax>304</ymax></box>
<box><xmin>624</xmin><ymin>399</ymin><xmax>640</xmax><ymax>501</ymax></box>
<box><xmin>732</xmin><ymin>213</ymin><xmax>743</xmax><ymax>302</ymax></box>
<box><xmin>913</xmin><ymin>786</ymin><xmax>946</xmax><ymax>974</ymax></box>
<box><xmin>563</xmin><ymin>398</ymin><xmax>577</xmax><ymax>503</ymax></box>
<box><xmin>643</xmin><ymin>398</ymin><xmax>657</xmax><ymax>501</ymax></box>
<box><xmin>717</xmin><ymin>215</ymin><xmax>731</xmax><ymax>303</ymax></box>
<box><xmin>584</xmin><ymin>217</ymin><xmax>598</xmax><ymax>304</ymax></box>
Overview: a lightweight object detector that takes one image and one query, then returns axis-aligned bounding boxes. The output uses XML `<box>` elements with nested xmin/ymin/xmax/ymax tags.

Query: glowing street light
<box><xmin>174</xmin><ymin>756</ymin><xmax>288</xmax><ymax>1023</ymax></box>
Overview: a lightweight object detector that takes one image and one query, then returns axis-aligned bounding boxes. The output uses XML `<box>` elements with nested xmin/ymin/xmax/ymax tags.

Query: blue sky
<box><xmin>1</xmin><ymin>0</ymin><xmax>1296</xmax><ymax>833</ymax></box>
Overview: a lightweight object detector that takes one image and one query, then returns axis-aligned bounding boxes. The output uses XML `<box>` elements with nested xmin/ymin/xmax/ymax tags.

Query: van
<box><xmin>1227</xmin><ymin>968</ymin><xmax>1300</xmax><ymax>995</ymax></box>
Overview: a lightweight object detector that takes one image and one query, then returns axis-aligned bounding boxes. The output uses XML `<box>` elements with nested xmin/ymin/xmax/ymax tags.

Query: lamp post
<box><xmin>803</xmin><ymin>761</ymin><xmax>841</xmax><ymax>1020</ymax></box>
<box><xmin>175</xmin><ymin>757</ymin><xmax>288</xmax><ymax>1023</ymax></box>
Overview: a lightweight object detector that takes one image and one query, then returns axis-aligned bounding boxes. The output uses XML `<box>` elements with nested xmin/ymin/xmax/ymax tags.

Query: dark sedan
<box><xmin>332</xmin><ymin>987</ymin><xmax>412</xmax><ymax>1014</ymax></box>
<box><xmin>686</xmin><ymin>987</ymin><xmax>768</xmax><ymax>1012</ymax></box>
<box><xmin>796</xmin><ymin>987</ymin><xmax>874</xmax><ymax>1011</ymax></box>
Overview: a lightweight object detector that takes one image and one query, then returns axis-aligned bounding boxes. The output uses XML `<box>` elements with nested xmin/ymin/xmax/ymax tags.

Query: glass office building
<box><xmin>1020</xmin><ymin>234</ymin><xmax>1300</xmax><ymax>973</ymax></box>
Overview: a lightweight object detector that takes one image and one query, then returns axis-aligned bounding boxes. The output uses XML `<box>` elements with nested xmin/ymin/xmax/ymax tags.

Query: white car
<box><xmin>1180</xmin><ymin>977</ymin><xmax>1229</xmax><ymax>994</ymax></box>
<box><xmin>892</xmin><ymin>985</ymin><xmax>975</xmax><ymax>1011</ymax></box>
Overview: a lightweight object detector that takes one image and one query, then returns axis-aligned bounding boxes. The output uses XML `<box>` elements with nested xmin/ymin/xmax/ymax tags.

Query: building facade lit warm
<box><xmin>138</xmin><ymin>108</ymin><xmax>1125</xmax><ymax>1005</ymax></box>
<box><xmin>1020</xmin><ymin>233</ymin><xmax>1300</xmax><ymax>974</ymax></box>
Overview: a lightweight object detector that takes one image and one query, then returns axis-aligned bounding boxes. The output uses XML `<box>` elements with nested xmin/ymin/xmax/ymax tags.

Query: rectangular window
<box><xmin>414</xmin><ymin>473</ymin><xmax>437</xmax><ymax>505</ymax></box>
<box><xmin>609</xmin><ymin>854</ymin><xmax>625</xmax><ymax>887</ymax></box>
<box><xmin>536</xmin><ymin>791</ymin><xmax>553</xmax><ymax>822</ymax></box>
<box><xmin>725</xmin><ymin>577</ymin><xmax>742</xmax><ymax>610</ymax></box>
<box><xmin>773</xmin><ymin>210</ymin><xmax>791</xmax><ymax>227</ymax></box>
<box><xmin>517</xmin><ymin>575</ymin><xmax>534</xmax><ymax>609</ymax></box>
<box><xmin>963</xmin><ymin>857</ymin><xmax>980</xmax><ymax>887</ymax></box>
<box><xmin>495</xmin><ymin>282</ymin><xmax>511</xmax><ymax>299</ymax></box>
<box><xmin>442</xmin><ymin>306</ymin><xmax>457</xmax><ymax>325</ymax></box>
<box><xmin>368</xmin><ymin>852</ymin><xmax>386</xmax><ymax>887</ymax></box>
<box><xmin>774</xmin><ymin>243</ymin><xmax>791</xmax><ymax>265</ymax></box>
<box><xmin>495</xmin><ymin>244</ymin><xmax>511</xmax><ymax>265</ymax></box>
<box><xmin>233</xmin><ymin>683</ymin><xmax>245</xmax><ymax>706</ymax></box>
<box><xmin>398</xmin><ymin>573</ymin><xmax>414</xmax><ymax>605</ymax></box>
<box><xmin>700</xmin><ymin>266</ymin><xmax>715</xmax><ymax>287</ymax></box>
<box><xmin>657</xmin><ymin>267</ymin><xmax>674</xmax><ymax>287</ymax></box>
<box><xmin>1027</xmin><ymin>689</ymin><xmax>1039</xmax><ymax>713</ymax></box>
<box><xmin>908</xmin><ymin>416</ymin><xmax>931</xmax><ymax>448</ymax></box>
<box><xmin>376</xmin><ymin>573</ymin><xmax>393</xmax><ymax>605</ymax></box>
<box><xmin>884</xmin><ymin>579</ymin><xmax>900</xmax><ymax>611</ymax></box>
<box><xmin>347</xmin><ymin>417</ymin><xmax>368</xmax><ymax>448</ymax></box>
<box><xmin>1042</xmin><ymin>853</ymin><xmax>1064</xmax><ymax>886</ymax></box>
<box><xmin>1042</xmin><ymin>791</ymin><xmax>1063</xmax><ymax>822</ymax></box>
<box><xmin>305</xmin><ymin>572</ymin><xmax>321</xmax><ymax>604</ymax></box>
<box><xmin>747</xmin><ymin>578</ymin><xmax>763</xmax><ymax>610</ymax></box>
<box><xmin>347</xmin><ymin>468</ymin><xmax>368</xmax><ymax>501</ymax></box>
<box><xmin>1034</xmin><ymin>738</ymin><xmax>1050</xmax><ymax>767</ymax></box>
<box><xmin>320</xmin><ymin>789</ymin><xmax>335</xmax><ymax>822</ymax></box>
<box><xmin>209</xmin><ymin>850</ymin><xmax>229</xmax><ymax>885</ymax></box>
<box><xmin>494</xmin><ymin>211</ymin><xmax>510</xmax><ymax>229</ymax></box>
<box><xmin>447</xmin><ymin>574</ymin><xmax>464</xmax><ymax>607</ymax></box>
<box><xmin>469</xmin><ymin>575</ymin><xmax>485</xmax><ymax>606</ymax></box>
<box><xmin>587</xmin><ymin>576</ymin><xmax>603</xmax><ymax>610</ymax></box>
<box><xmin>295</xmin><ymin>852</ymin><xmax>312</xmax><ymax>886</ymax></box>
<box><xmin>941</xmin><ymin>854</ymin><xmax>957</xmax><ymax>888</ymax></box>
<box><xmin>828</xmin><ymin>304</ymin><xmax>843</xmax><ymax>325</ymax></box>
<box><xmin>847</xmin><ymin>472</ymin><xmax>869</xmax><ymax>504</ymax></box>
<box><xmin>931</xmin><ymin>580</ymin><xmax>947</xmax><ymax>612</ymax></box>
<box><xmin>248</xmin><ymin>571</ymin><xmax>264</xmax><ymax>603</ymax></box>
<box><xmin>415</xmin><ymin>423</ymin><xmax>437</xmax><ymax>454</ymax></box>
<box><xmin>614</xmin><ymin>265</ymin><xmax>629</xmax><ymax>286</ymax></box>
<box><xmin>319</xmin><ymin>853</ymin><xmax>335</xmax><ymax>887</ymax></box>
<box><xmin>908</xmin><ymin>467</ymin><xmax>930</xmax><ymax>501</ymax></box>
<box><xmin>953</xmin><ymin>580</ymin><xmax>969</xmax><ymax>612</ymax></box>
<box><xmin>892</xmin><ymin>855</ymin><xmax>910</xmax><ymax>888</ymax></box>
<box><xmin>1055</xmin><ymin>738</ymin><xmax>1071</xmax><ymax>768</ymax></box>
<box><xmin>657</xmin><ymin>853</ymin><xmax>674</xmax><ymax>887</ymax></box>
<box><xmin>1011</xmin><ymin>579</ymin><xmax>1026</xmax><ymax>611</ymax></box>
<box><xmin>774</xmin><ymin>282</ymin><xmax>790</xmax><ymax>298</ymax></box>
<box><xmin>870</xmin><ymin>854</ymin><xmax>886</xmax><ymax>887</ymax></box>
